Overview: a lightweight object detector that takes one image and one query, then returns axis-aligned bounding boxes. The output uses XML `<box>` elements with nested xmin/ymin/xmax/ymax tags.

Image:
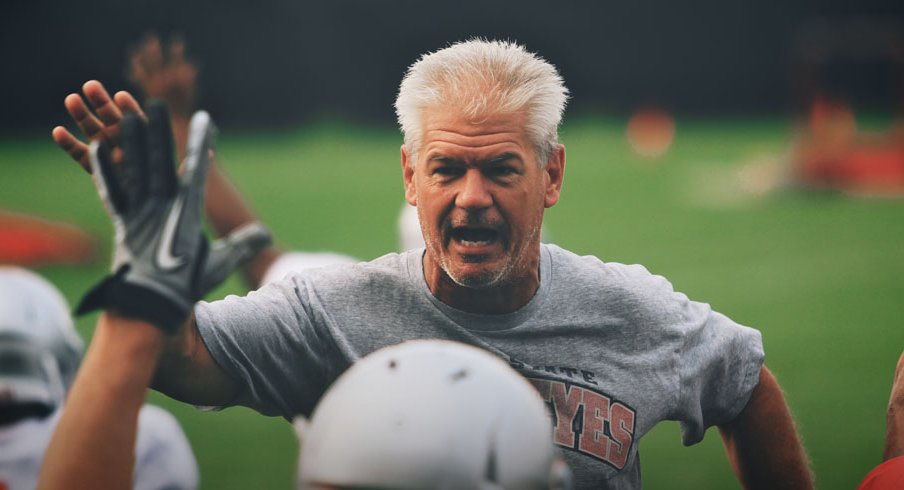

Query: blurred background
<box><xmin>2</xmin><ymin>0</ymin><xmax>904</xmax><ymax>488</ymax></box>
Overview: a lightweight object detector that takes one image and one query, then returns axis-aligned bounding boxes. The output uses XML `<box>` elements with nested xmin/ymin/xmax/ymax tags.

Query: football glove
<box><xmin>76</xmin><ymin>101</ymin><xmax>271</xmax><ymax>332</ymax></box>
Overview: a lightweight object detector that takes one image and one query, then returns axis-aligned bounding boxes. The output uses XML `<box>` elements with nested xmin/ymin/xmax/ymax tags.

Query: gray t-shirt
<box><xmin>195</xmin><ymin>244</ymin><xmax>764</xmax><ymax>489</ymax></box>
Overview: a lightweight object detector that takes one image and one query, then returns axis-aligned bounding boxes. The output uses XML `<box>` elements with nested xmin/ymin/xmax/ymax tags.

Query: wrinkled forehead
<box><xmin>417</xmin><ymin>108</ymin><xmax>535</xmax><ymax>161</ymax></box>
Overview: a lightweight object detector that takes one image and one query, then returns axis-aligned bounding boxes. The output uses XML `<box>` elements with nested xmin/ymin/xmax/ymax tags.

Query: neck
<box><xmin>422</xmin><ymin>248</ymin><xmax>541</xmax><ymax>315</ymax></box>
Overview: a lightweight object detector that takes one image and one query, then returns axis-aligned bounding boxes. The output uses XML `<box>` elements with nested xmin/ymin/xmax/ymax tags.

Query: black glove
<box><xmin>76</xmin><ymin>101</ymin><xmax>270</xmax><ymax>332</ymax></box>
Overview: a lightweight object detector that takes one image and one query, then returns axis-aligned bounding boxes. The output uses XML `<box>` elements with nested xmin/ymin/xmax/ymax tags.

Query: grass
<box><xmin>1</xmin><ymin>116</ymin><xmax>902</xmax><ymax>489</ymax></box>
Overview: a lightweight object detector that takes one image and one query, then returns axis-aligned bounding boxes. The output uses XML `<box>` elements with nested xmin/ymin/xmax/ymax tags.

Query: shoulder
<box><xmin>289</xmin><ymin>251</ymin><xmax>413</xmax><ymax>292</ymax></box>
<box><xmin>544</xmin><ymin>243</ymin><xmax>675</xmax><ymax>298</ymax></box>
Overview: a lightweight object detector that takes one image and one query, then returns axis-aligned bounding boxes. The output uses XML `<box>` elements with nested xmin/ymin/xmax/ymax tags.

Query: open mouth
<box><xmin>449</xmin><ymin>226</ymin><xmax>500</xmax><ymax>247</ymax></box>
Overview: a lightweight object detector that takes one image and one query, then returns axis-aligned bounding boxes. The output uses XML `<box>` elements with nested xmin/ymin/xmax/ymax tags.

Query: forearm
<box><xmin>39</xmin><ymin>313</ymin><xmax>165</xmax><ymax>490</ymax></box>
<box><xmin>718</xmin><ymin>366</ymin><xmax>813</xmax><ymax>490</ymax></box>
<box><xmin>204</xmin><ymin>162</ymin><xmax>280</xmax><ymax>288</ymax></box>
<box><xmin>882</xmin><ymin>351</ymin><xmax>904</xmax><ymax>460</ymax></box>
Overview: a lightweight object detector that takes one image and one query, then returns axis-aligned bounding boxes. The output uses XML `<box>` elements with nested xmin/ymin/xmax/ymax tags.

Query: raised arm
<box><xmin>38</xmin><ymin>314</ymin><xmax>165</xmax><ymax>490</ymax></box>
<box><xmin>717</xmin><ymin>365</ymin><xmax>814</xmax><ymax>489</ymax></box>
<box><xmin>51</xmin><ymin>86</ymin><xmax>267</xmax><ymax>399</ymax></box>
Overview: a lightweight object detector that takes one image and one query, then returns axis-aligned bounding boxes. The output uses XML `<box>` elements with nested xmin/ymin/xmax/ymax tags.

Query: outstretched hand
<box><xmin>51</xmin><ymin>81</ymin><xmax>145</xmax><ymax>173</ymax></box>
<box><xmin>75</xmin><ymin>103</ymin><xmax>271</xmax><ymax>331</ymax></box>
<box><xmin>128</xmin><ymin>34</ymin><xmax>197</xmax><ymax>119</ymax></box>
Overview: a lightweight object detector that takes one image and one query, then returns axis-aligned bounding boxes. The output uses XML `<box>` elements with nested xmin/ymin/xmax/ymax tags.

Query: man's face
<box><xmin>402</xmin><ymin>108</ymin><xmax>564</xmax><ymax>298</ymax></box>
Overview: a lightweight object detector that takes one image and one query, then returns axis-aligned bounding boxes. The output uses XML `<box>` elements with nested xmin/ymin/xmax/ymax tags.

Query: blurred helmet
<box><xmin>260</xmin><ymin>251</ymin><xmax>358</xmax><ymax>286</ymax></box>
<box><xmin>297</xmin><ymin>340</ymin><xmax>572</xmax><ymax>490</ymax></box>
<box><xmin>0</xmin><ymin>267</ymin><xmax>83</xmax><ymax>413</ymax></box>
<box><xmin>397</xmin><ymin>203</ymin><xmax>425</xmax><ymax>252</ymax></box>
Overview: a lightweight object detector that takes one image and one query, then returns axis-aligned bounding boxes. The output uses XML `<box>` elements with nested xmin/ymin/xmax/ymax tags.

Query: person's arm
<box><xmin>50</xmin><ymin>81</ymin><xmax>261</xmax><ymax>406</ymax></box>
<box><xmin>883</xmin><ymin>350</ymin><xmax>904</xmax><ymax>460</ymax></box>
<box><xmin>151</xmin><ymin>313</ymin><xmax>239</xmax><ymax>405</ymax></box>
<box><xmin>717</xmin><ymin>365</ymin><xmax>813</xmax><ymax>489</ymax></box>
<box><xmin>38</xmin><ymin>312</ymin><xmax>236</xmax><ymax>490</ymax></box>
<box><xmin>38</xmin><ymin>314</ymin><xmax>164</xmax><ymax>490</ymax></box>
<box><xmin>202</xmin><ymin>163</ymin><xmax>281</xmax><ymax>287</ymax></box>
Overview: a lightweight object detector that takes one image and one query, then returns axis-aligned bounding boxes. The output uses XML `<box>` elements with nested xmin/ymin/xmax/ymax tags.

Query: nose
<box><xmin>455</xmin><ymin>169</ymin><xmax>493</xmax><ymax>210</ymax></box>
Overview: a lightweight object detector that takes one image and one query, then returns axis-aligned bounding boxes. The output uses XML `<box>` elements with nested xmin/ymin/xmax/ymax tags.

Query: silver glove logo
<box><xmin>156</xmin><ymin>194</ymin><xmax>187</xmax><ymax>270</ymax></box>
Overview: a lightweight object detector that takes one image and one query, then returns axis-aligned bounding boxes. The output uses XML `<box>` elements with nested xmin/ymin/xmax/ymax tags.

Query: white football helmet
<box><xmin>397</xmin><ymin>203</ymin><xmax>425</xmax><ymax>252</ymax></box>
<box><xmin>260</xmin><ymin>251</ymin><xmax>359</xmax><ymax>286</ymax></box>
<box><xmin>297</xmin><ymin>340</ymin><xmax>572</xmax><ymax>490</ymax></box>
<box><xmin>0</xmin><ymin>267</ymin><xmax>83</xmax><ymax>413</ymax></box>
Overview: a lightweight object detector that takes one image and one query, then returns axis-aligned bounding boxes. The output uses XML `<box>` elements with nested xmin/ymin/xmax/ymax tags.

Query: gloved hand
<box><xmin>76</xmin><ymin>101</ymin><xmax>270</xmax><ymax>332</ymax></box>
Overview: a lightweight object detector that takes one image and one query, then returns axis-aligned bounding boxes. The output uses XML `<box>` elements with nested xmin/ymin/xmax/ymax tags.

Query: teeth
<box><xmin>459</xmin><ymin>239</ymin><xmax>492</xmax><ymax>246</ymax></box>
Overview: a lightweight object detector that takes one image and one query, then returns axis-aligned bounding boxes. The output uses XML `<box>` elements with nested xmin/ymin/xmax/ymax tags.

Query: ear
<box><xmin>401</xmin><ymin>145</ymin><xmax>417</xmax><ymax>206</ymax></box>
<box><xmin>543</xmin><ymin>144</ymin><xmax>565</xmax><ymax>208</ymax></box>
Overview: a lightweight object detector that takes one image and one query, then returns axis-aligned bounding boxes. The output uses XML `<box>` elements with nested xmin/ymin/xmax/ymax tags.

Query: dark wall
<box><xmin>2</xmin><ymin>0</ymin><xmax>902</xmax><ymax>130</ymax></box>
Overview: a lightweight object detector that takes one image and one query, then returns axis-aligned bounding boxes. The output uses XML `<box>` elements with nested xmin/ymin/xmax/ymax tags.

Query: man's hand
<box><xmin>128</xmin><ymin>34</ymin><xmax>198</xmax><ymax>119</ymax></box>
<box><xmin>76</xmin><ymin>102</ymin><xmax>270</xmax><ymax>332</ymax></box>
<box><xmin>52</xmin><ymin>81</ymin><xmax>144</xmax><ymax>173</ymax></box>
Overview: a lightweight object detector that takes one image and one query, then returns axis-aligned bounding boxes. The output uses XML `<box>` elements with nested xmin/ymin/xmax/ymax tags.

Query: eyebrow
<box><xmin>428</xmin><ymin>152</ymin><xmax>521</xmax><ymax>166</ymax></box>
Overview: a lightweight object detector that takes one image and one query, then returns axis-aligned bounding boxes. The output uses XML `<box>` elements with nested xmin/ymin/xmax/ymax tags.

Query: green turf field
<box><xmin>2</xmin><ymin>116</ymin><xmax>902</xmax><ymax>489</ymax></box>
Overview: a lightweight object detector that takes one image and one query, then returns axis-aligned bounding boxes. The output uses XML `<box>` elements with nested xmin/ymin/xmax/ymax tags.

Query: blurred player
<box><xmin>0</xmin><ymin>210</ymin><xmax>96</xmax><ymax>267</ymax></box>
<box><xmin>789</xmin><ymin>19</ymin><xmax>904</xmax><ymax>196</ymax></box>
<box><xmin>856</xmin><ymin>350</ymin><xmax>904</xmax><ymax>489</ymax></box>
<box><xmin>0</xmin><ymin>266</ymin><xmax>198</xmax><ymax>490</ymax></box>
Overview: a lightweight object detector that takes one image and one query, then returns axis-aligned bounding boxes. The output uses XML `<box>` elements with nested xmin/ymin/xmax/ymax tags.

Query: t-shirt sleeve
<box><xmin>193</xmin><ymin>275</ymin><xmax>339</xmax><ymax>418</ymax></box>
<box><xmin>674</xmin><ymin>301</ymin><xmax>765</xmax><ymax>445</ymax></box>
<box><xmin>133</xmin><ymin>405</ymin><xmax>199</xmax><ymax>490</ymax></box>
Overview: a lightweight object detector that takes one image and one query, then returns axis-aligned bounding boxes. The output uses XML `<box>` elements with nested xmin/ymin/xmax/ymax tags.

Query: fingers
<box><xmin>120</xmin><ymin>114</ymin><xmax>149</xmax><ymax>208</ymax></box>
<box><xmin>133</xmin><ymin>34</ymin><xmax>165</xmax><ymax>82</ymax></box>
<box><xmin>145</xmin><ymin>101</ymin><xmax>177</xmax><ymax>198</ymax></box>
<box><xmin>63</xmin><ymin>81</ymin><xmax>128</xmax><ymax>148</ymax></box>
<box><xmin>58</xmin><ymin>80</ymin><xmax>147</xmax><ymax>166</ymax></box>
<box><xmin>64</xmin><ymin>92</ymin><xmax>107</xmax><ymax>141</ymax></box>
<box><xmin>168</xmin><ymin>37</ymin><xmax>187</xmax><ymax>65</ymax></box>
<box><xmin>52</xmin><ymin>126</ymin><xmax>91</xmax><ymax>172</ymax></box>
<box><xmin>181</xmin><ymin>111</ymin><xmax>214</xmax><ymax>224</ymax></box>
<box><xmin>83</xmin><ymin>80</ymin><xmax>124</xmax><ymax>126</ymax></box>
<box><xmin>113</xmin><ymin>91</ymin><xmax>147</xmax><ymax>121</ymax></box>
<box><xmin>199</xmin><ymin>222</ymin><xmax>272</xmax><ymax>295</ymax></box>
<box><xmin>90</xmin><ymin>141</ymin><xmax>129</xmax><ymax>213</ymax></box>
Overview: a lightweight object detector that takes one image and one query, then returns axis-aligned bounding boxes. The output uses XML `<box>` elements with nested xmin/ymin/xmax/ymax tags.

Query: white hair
<box><xmin>395</xmin><ymin>39</ymin><xmax>569</xmax><ymax>165</ymax></box>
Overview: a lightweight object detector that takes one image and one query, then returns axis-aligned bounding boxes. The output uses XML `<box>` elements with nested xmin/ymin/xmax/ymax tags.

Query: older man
<box><xmin>46</xmin><ymin>39</ymin><xmax>811</xmax><ymax>489</ymax></box>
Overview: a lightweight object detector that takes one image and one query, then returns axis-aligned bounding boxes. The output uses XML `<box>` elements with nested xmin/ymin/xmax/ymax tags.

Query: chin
<box><xmin>445</xmin><ymin>263</ymin><xmax>511</xmax><ymax>290</ymax></box>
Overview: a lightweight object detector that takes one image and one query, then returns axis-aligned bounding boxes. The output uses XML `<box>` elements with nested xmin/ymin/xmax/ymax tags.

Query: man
<box><xmin>0</xmin><ymin>266</ymin><xmax>197</xmax><ymax>490</ymax></box>
<box><xmin>46</xmin><ymin>39</ymin><xmax>811</xmax><ymax>489</ymax></box>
